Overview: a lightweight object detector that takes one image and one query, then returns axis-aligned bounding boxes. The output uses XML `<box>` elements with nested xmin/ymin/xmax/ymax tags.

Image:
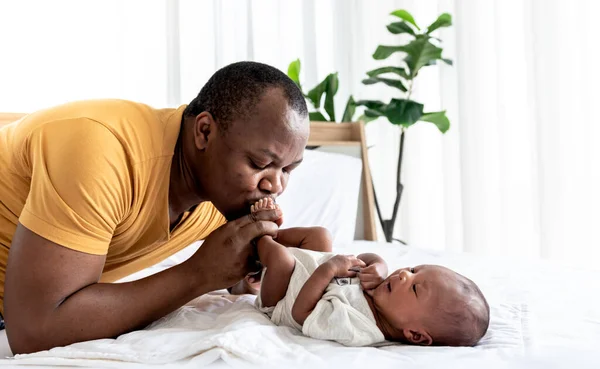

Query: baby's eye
<box><xmin>410</xmin><ymin>267</ymin><xmax>415</xmax><ymax>273</ymax></box>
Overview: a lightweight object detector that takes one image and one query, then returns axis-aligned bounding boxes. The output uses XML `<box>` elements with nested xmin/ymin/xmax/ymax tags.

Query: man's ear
<box><xmin>402</xmin><ymin>328</ymin><xmax>433</xmax><ymax>346</ymax></box>
<box><xmin>193</xmin><ymin>112</ymin><xmax>216</xmax><ymax>151</ymax></box>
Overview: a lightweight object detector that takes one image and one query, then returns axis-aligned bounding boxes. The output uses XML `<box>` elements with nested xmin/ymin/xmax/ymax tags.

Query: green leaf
<box><xmin>287</xmin><ymin>59</ymin><xmax>301</xmax><ymax>88</ymax></box>
<box><xmin>306</xmin><ymin>73</ymin><xmax>339</xmax><ymax>120</ymax></box>
<box><xmin>355</xmin><ymin>99</ymin><xmax>386</xmax><ymax>110</ymax></box>
<box><xmin>442</xmin><ymin>58</ymin><xmax>453</xmax><ymax>66</ymax></box>
<box><xmin>324</xmin><ymin>73</ymin><xmax>339</xmax><ymax>122</ymax></box>
<box><xmin>381</xmin><ymin>99</ymin><xmax>424</xmax><ymax>127</ymax></box>
<box><xmin>306</xmin><ymin>77</ymin><xmax>328</xmax><ymax>109</ymax></box>
<box><xmin>366</xmin><ymin>66</ymin><xmax>409</xmax><ymax>79</ymax></box>
<box><xmin>400</xmin><ymin>38</ymin><xmax>444</xmax><ymax>77</ymax></box>
<box><xmin>373</xmin><ymin>45</ymin><xmax>405</xmax><ymax>60</ymax></box>
<box><xmin>358</xmin><ymin>114</ymin><xmax>380</xmax><ymax>124</ymax></box>
<box><xmin>390</xmin><ymin>9</ymin><xmax>420</xmax><ymax>30</ymax></box>
<box><xmin>420</xmin><ymin>111</ymin><xmax>450</xmax><ymax>133</ymax></box>
<box><xmin>306</xmin><ymin>83</ymin><xmax>323</xmax><ymax>108</ymax></box>
<box><xmin>387</xmin><ymin>22</ymin><xmax>416</xmax><ymax>35</ymax></box>
<box><xmin>342</xmin><ymin>96</ymin><xmax>356</xmax><ymax>122</ymax></box>
<box><xmin>427</xmin><ymin>13</ymin><xmax>452</xmax><ymax>34</ymax></box>
<box><xmin>364</xmin><ymin>109</ymin><xmax>386</xmax><ymax>117</ymax></box>
<box><xmin>362</xmin><ymin>77</ymin><xmax>407</xmax><ymax>92</ymax></box>
<box><xmin>309</xmin><ymin>111</ymin><xmax>328</xmax><ymax>121</ymax></box>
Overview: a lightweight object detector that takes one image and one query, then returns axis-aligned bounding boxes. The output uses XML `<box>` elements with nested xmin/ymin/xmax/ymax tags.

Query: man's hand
<box><xmin>184</xmin><ymin>207</ymin><xmax>281</xmax><ymax>291</ymax></box>
<box><xmin>323</xmin><ymin>255</ymin><xmax>366</xmax><ymax>278</ymax></box>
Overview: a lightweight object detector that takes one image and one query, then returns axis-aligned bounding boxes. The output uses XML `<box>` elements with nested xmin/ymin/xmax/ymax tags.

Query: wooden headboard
<box><xmin>0</xmin><ymin>113</ymin><xmax>377</xmax><ymax>240</ymax></box>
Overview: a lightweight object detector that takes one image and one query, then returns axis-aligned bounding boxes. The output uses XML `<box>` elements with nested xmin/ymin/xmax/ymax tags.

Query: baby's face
<box><xmin>371</xmin><ymin>265</ymin><xmax>461</xmax><ymax>335</ymax></box>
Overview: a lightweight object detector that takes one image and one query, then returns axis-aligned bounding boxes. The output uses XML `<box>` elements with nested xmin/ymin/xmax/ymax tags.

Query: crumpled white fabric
<box><xmin>255</xmin><ymin>248</ymin><xmax>384</xmax><ymax>346</ymax></box>
<box><xmin>1</xmin><ymin>241</ymin><xmax>597</xmax><ymax>368</ymax></box>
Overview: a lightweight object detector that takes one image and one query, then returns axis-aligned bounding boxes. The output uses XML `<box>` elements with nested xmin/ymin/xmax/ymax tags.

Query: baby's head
<box><xmin>368</xmin><ymin>265</ymin><xmax>489</xmax><ymax>347</ymax></box>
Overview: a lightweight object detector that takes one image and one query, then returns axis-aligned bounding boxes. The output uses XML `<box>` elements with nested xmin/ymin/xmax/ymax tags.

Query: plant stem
<box><xmin>388</xmin><ymin>128</ymin><xmax>405</xmax><ymax>240</ymax></box>
<box><xmin>383</xmin><ymin>77</ymin><xmax>412</xmax><ymax>242</ymax></box>
<box><xmin>371</xmin><ymin>176</ymin><xmax>387</xmax><ymax>238</ymax></box>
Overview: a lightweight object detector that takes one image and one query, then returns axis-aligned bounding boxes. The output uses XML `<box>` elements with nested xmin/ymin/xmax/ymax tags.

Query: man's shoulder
<box><xmin>23</xmin><ymin>99</ymin><xmax>186</xmax><ymax>163</ymax></box>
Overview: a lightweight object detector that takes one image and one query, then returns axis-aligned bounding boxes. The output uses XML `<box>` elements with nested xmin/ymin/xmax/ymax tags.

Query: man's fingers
<box><xmin>233</xmin><ymin>208</ymin><xmax>283</xmax><ymax>228</ymax></box>
<box><xmin>237</xmin><ymin>220</ymin><xmax>279</xmax><ymax>243</ymax></box>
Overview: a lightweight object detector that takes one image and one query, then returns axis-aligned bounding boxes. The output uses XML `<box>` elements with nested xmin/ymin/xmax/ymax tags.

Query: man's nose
<box><xmin>259</xmin><ymin>175</ymin><xmax>283</xmax><ymax>196</ymax></box>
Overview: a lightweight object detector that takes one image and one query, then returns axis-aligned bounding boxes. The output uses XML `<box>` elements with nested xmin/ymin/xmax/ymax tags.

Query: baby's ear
<box><xmin>403</xmin><ymin>329</ymin><xmax>433</xmax><ymax>346</ymax></box>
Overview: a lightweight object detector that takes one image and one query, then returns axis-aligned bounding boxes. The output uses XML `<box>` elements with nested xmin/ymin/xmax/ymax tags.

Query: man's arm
<box><xmin>4</xmin><ymin>209</ymin><xmax>281</xmax><ymax>354</ymax></box>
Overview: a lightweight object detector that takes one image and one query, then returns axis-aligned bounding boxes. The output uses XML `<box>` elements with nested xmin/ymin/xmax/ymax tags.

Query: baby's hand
<box><xmin>251</xmin><ymin>197</ymin><xmax>283</xmax><ymax>226</ymax></box>
<box><xmin>358</xmin><ymin>262</ymin><xmax>387</xmax><ymax>290</ymax></box>
<box><xmin>325</xmin><ymin>255</ymin><xmax>366</xmax><ymax>278</ymax></box>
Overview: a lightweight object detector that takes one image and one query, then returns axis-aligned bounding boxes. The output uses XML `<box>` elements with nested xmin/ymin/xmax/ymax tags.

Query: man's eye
<box><xmin>250</xmin><ymin>161</ymin><xmax>267</xmax><ymax>170</ymax></box>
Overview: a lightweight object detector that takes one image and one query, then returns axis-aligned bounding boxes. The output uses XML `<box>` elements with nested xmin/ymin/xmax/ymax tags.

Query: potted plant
<box><xmin>286</xmin><ymin>9</ymin><xmax>453</xmax><ymax>243</ymax></box>
<box><xmin>354</xmin><ymin>9</ymin><xmax>453</xmax><ymax>243</ymax></box>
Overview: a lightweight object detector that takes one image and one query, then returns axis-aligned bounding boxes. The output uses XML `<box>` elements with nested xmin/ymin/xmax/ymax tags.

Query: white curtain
<box><xmin>1</xmin><ymin>0</ymin><xmax>598</xmax><ymax>265</ymax></box>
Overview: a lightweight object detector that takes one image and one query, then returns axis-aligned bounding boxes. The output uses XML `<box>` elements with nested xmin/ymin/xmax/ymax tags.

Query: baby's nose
<box><xmin>398</xmin><ymin>269</ymin><xmax>413</xmax><ymax>281</ymax></box>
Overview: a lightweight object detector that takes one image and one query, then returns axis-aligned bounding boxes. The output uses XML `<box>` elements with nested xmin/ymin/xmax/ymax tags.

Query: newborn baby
<box><xmin>249</xmin><ymin>198</ymin><xmax>490</xmax><ymax>347</ymax></box>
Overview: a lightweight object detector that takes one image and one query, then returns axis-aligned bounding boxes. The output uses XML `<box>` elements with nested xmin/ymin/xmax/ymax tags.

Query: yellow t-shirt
<box><xmin>0</xmin><ymin>99</ymin><xmax>226</xmax><ymax>312</ymax></box>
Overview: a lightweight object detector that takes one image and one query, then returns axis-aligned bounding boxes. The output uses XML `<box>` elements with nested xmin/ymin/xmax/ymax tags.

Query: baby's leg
<box><xmin>275</xmin><ymin>226</ymin><xmax>333</xmax><ymax>253</ymax></box>
<box><xmin>252</xmin><ymin>198</ymin><xmax>296</xmax><ymax>307</ymax></box>
<box><xmin>256</xmin><ymin>235</ymin><xmax>296</xmax><ymax>307</ymax></box>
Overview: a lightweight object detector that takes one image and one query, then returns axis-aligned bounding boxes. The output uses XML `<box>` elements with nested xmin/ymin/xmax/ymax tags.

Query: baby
<box><xmin>246</xmin><ymin>198</ymin><xmax>490</xmax><ymax>347</ymax></box>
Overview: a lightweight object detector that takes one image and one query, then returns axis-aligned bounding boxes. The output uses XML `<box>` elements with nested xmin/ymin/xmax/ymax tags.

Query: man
<box><xmin>0</xmin><ymin>61</ymin><xmax>309</xmax><ymax>354</ymax></box>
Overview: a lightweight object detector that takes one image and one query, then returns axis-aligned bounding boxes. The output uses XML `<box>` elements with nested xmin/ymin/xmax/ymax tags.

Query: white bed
<box><xmin>1</xmin><ymin>240</ymin><xmax>599</xmax><ymax>368</ymax></box>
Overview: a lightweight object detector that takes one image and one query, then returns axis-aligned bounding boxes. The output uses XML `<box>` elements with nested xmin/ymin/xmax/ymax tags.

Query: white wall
<box><xmin>2</xmin><ymin>0</ymin><xmax>599</xmax><ymax>265</ymax></box>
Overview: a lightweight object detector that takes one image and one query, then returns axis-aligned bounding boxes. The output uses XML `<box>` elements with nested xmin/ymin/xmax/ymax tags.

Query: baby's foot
<box><xmin>251</xmin><ymin>197</ymin><xmax>283</xmax><ymax>226</ymax></box>
<box><xmin>251</xmin><ymin>197</ymin><xmax>275</xmax><ymax>212</ymax></box>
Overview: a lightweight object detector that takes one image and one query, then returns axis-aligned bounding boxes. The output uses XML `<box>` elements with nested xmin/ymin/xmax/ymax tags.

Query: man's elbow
<box><xmin>6</xmin><ymin>320</ymin><xmax>54</xmax><ymax>355</ymax></box>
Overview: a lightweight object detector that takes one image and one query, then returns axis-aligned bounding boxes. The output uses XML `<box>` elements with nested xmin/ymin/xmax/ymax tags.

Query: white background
<box><xmin>1</xmin><ymin>0</ymin><xmax>599</xmax><ymax>265</ymax></box>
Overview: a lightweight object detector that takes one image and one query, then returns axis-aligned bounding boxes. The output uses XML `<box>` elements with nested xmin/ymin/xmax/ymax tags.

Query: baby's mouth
<box><xmin>387</xmin><ymin>280</ymin><xmax>392</xmax><ymax>292</ymax></box>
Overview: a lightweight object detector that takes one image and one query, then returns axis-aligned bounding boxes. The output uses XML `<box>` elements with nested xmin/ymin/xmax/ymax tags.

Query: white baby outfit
<box><xmin>255</xmin><ymin>248</ymin><xmax>385</xmax><ymax>346</ymax></box>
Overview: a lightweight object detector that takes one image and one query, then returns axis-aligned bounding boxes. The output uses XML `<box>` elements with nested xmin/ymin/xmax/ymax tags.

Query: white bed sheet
<box><xmin>1</xmin><ymin>241</ymin><xmax>599</xmax><ymax>369</ymax></box>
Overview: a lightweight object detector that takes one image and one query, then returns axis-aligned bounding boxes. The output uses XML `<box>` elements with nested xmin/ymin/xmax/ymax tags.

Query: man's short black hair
<box><xmin>184</xmin><ymin>61</ymin><xmax>308</xmax><ymax>132</ymax></box>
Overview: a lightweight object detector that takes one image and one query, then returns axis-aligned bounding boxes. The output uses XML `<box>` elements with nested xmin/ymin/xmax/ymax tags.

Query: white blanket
<box><xmin>1</xmin><ymin>241</ymin><xmax>599</xmax><ymax>368</ymax></box>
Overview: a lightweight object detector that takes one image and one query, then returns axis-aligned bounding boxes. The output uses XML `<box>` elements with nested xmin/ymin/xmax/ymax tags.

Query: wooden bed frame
<box><xmin>0</xmin><ymin>114</ymin><xmax>377</xmax><ymax>240</ymax></box>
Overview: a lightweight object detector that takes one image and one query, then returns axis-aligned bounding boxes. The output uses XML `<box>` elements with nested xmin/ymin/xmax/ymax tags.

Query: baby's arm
<box><xmin>357</xmin><ymin>253</ymin><xmax>387</xmax><ymax>269</ymax></box>
<box><xmin>291</xmin><ymin>255</ymin><xmax>365</xmax><ymax>325</ymax></box>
